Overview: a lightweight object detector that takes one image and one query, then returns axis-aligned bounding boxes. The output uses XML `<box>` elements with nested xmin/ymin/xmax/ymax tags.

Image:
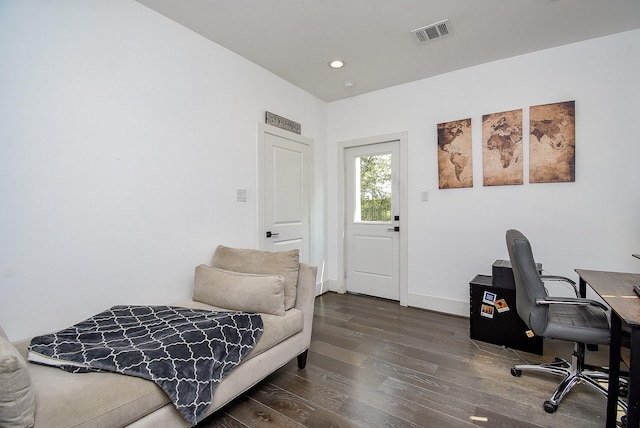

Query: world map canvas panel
<box><xmin>437</xmin><ymin>118</ymin><xmax>473</xmax><ymax>189</ymax></box>
<box><xmin>529</xmin><ymin>100</ymin><xmax>575</xmax><ymax>183</ymax></box>
<box><xmin>482</xmin><ymin>109</ymin><xmax>523</xmax><ymax>186</ymax></box>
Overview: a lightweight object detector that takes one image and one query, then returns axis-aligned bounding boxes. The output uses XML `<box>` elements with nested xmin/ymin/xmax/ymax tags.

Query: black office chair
<box><xmin>506</xmin><ymin>229</ymin><xmax>627</xmax><ymax>414</ymax></box>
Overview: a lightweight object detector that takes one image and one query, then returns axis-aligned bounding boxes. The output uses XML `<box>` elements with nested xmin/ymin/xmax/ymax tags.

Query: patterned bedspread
<box><xmin>28</xmin><ymin>305</ymin><xmax>264</xmax><ymax>425</ymax></box>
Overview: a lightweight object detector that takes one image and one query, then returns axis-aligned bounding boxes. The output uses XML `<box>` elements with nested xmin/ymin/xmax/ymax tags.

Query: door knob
<box><xmin>266</xmin><ymin>231</ymin><xmax>280</xmax><ymax>238</ymax></box>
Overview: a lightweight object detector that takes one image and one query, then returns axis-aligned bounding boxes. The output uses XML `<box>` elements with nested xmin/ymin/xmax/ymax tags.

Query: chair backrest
<box><xmin>505</xmin><ymin>229</ymin><xmax>548</xmax><ymax>334</ymax></box>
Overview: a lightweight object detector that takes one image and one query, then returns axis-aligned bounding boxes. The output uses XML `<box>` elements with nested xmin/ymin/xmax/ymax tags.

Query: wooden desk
<box><xmin>576</xmin><ymin>269</ymin><xmax>640</xmax><ymax>428</ymax></box>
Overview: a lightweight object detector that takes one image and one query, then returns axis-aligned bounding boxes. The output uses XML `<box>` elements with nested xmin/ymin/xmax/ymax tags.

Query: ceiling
<box><xmin>136</xmin><ymin>0</ymin><xmax>640</xmax><ymax>102</ymax></box>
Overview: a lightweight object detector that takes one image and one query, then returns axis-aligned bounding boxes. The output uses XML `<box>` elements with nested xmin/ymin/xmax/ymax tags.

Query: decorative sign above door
<box><xmin>265</xmin><ymin>111</ymin><xmax>301</xmax><ymax>135</ymax></box>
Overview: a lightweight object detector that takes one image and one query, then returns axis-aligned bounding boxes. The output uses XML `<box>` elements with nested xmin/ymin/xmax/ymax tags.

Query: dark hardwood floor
<box><xmin>197</xmin><ymin>292</ymin><xmax>615</xmax><ymax>427</ymax></box>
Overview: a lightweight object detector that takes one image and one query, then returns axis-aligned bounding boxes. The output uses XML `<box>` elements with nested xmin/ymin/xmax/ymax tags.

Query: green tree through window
<box><xmin>358</xmin><ymin>153</ymin><xmax>391</xmax><ymax>222</ymax></box>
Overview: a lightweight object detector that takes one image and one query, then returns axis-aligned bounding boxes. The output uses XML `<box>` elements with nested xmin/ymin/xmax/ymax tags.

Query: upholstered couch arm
<box><xmin>295</xmin><ymin>263</ymin><xmax>317</xmax><ymax>349</ymax></box>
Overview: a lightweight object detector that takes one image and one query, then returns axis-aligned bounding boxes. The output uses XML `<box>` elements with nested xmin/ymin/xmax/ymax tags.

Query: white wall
<box><xmin>0</xmin><ymin>0</ymin><xmax>327</xmax><ymax>340</ymax></box>
<box><xmin>2</xmin><ymin>2</ymin><xmax>638</xmax><ymax>341</ymax></box>
<box><xmin>327</xmin><ymin>30</ymin><xmax>640</xmax><ymax>315</ymax></box>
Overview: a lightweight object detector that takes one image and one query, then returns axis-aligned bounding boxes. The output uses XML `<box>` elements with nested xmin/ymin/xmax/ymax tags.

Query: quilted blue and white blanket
<box><xmin>28</xmin><ymin>305</ymin><xmax>263</xmax><ymax>425</ymax></box>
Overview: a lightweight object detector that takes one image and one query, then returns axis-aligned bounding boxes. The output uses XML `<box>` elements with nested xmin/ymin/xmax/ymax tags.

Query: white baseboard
<box><xmin>315</xmin><ymin>278</ymin><xmax>339</xmax><ymax>296</ymax></box>
<box><xmin>407</xmin><ymin>291</ymin><xmax>469</xmax><ymax>317</ymax></box>
<box><xmin>316</xmin><ymin>280</ymin><xmax>469</xmax><ymax>318</ymax></box>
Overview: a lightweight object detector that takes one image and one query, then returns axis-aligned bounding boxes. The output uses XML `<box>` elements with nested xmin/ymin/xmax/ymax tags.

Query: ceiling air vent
<box><xmin>411</xmin><ymin>19</ymin><xmax>452</xmax><ymax>44</ymax></box>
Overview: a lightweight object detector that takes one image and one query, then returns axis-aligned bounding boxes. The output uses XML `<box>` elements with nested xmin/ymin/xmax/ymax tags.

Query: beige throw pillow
<box><xmin>193</xmin><ymin>265</ymin><xmax>286</xmax><ymax>316</ymax></box>
<box><xmin>211</xmin><ymin>246</ymin><xmax>300</xmax><ymax>310</ymax></box>
<box><xmin>0</xmin><ymin>326</ymin><xmax>36</xmax><ymax>428</ymax></box>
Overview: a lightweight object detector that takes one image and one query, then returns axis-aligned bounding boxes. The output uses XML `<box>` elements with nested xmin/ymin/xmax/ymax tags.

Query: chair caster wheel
<box><xmin>511</xmin><ymin>368</ymin><xmax>522</xmax><ymax>377</ymax></box>
<box><xmin>543</xmin><ymin>401</ymin><xmax>558</xmax><ymax>414</ymax></box>
<box><xmin>620</xmin><ymin>384</ymin><xmax>628</xmax><ymax>397</ymax></box>
<box><xmin>619</xmin><ymin>414</ymin><xmax>627</xmax><ymax>427</ymax></box>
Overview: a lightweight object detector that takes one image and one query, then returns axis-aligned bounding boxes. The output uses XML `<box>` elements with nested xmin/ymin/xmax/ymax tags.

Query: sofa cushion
<box><xmin>193</xmin><ymin>265</ymin><xmax>286</xmax><ymax>316</ymax></box>
<box><xmin>0</xmin><ymin>326</ymin><xmax>35</xmax><ymax>428</ymax></box>
<box><xmin>13</xmin><ymin>339</ymin><xmax>169</xmax><ymax>428</ymax></box>
<box><xmin>211</xmin><ymin>245</ymin><xmax>300</xmax><ymax>310</ymax></box>
<box><xmin>174</xmin><ymin>300</ymin><xmax>304</xmax><ymax>361</ymax></box>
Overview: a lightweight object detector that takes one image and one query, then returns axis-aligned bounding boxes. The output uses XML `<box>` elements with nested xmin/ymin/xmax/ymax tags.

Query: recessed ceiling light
<box><xmin>329</xmin><ymin>60</ymin><xmax>344</xmax><ymax>69</ymax></box>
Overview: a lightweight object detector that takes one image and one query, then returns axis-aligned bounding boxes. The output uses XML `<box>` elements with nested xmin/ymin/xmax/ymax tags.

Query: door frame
<box><xmin>257</xmin><ymin>122</ymin><xmax>314</xmax><ymax>263</ymax></box>
<box><xmin>337</xmin><ymin>131</ymin><xmax>408</xmax><ymax>306</ymax></box>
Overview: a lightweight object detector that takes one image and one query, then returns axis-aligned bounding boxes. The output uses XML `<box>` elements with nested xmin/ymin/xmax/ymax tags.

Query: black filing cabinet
<box><xmin>469</xmin><ymin>273</ymin><xmax>543</xmax><ymax>355</ymax></box>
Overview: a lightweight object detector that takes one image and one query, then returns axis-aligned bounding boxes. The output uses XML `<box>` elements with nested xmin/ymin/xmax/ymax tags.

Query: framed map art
<box><xmin>529</xmin><ymin>100</ymin><xmax>575</xmax><ymax>183</ymax></box>
<box><xmin>482</xmin><ymin>109</ymin><xmax>523</xmax><ymax>186</ymax></box>
<box><xmin>436</xmin><ymin>100</ymin><xmax>575</xmax><ymax>190</ymax></box>
<box><xmin>437</xmin><ymin>118</ymin><xmax>473</xmax><ymax>189</ymax></box>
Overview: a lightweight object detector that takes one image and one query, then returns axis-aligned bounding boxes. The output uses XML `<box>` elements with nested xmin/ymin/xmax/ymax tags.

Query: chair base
<box><xmin>511</xmin><ymin>344</ymin><xmax>628</xmax><ymax>415</ymax></box>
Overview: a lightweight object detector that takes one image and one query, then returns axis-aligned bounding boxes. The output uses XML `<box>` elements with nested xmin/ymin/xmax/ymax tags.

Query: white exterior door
<box><xmin>345</xmin><ymin>141</ymin><xmax>400</xmax><ymax>300</ymax></box>
<box><xmin>258</xmin><ymin>123</ymin><xmax>312</xmax><ymax>263</ymax></box>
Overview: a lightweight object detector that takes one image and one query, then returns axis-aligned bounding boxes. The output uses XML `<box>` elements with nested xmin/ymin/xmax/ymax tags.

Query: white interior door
<box><xmin>258</xmin><ymin>123</ymin><xmax>312</xmax><ymax>263</ymax></box>
<box><xmin>345</xmin><ymin>141</ymin><xmax>400</xmax><ymax>300</ymax></box>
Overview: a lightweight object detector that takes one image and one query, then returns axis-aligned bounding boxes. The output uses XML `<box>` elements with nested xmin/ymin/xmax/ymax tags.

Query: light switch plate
<box><xmin>236</xmin><ymin>188</ymin><xmax>247</xmax><ymax>202</ymax></box>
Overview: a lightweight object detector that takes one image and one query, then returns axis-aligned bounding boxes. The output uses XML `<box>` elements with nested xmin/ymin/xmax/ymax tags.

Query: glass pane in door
<box><xmin>354</xmin><ymin>153</ymin><xmax>391</xmax><ymax>222</ymax></box>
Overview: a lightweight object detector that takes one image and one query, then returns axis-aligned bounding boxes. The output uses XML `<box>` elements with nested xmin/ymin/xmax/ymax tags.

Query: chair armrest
<box><xmin>535</xmin><ymin>296</ymin><xmax>609</xmax><ymax>311</ymax></box>
<box><xmin>541</xmin><ymin>275</ymin><xmax>576</xmax><ymax>285</ymax></box>
<box><xmin>541</xmin><ymin>275</ymin><xmax>579</xmax><ymax>297</ymax></box>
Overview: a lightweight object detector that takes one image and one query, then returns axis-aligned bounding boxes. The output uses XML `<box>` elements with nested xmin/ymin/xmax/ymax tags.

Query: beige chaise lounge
<box><xmin>1</xmin><ymin>246</ymin><xmax>317</xmax><ymax>427</ymax></box>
